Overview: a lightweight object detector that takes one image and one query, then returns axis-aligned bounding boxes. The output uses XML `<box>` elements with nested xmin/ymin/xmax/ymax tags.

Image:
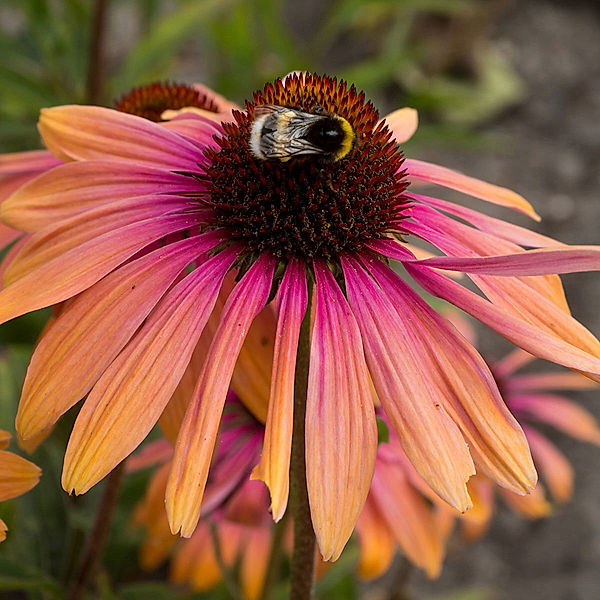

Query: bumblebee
<box><xmin>249</xmin><ymin>105</ymin><xmax>356</xmax><ymax>162</ymax></box>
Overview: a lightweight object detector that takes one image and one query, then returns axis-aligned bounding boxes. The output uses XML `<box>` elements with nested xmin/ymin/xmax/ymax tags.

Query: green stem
<box><xmin>289</xmin><ymin>281</ymin><xmax>315</xmax><ymax>600</ymax></box>
<box><xmin>67</xmin><ymin>462</ymin><xmax>125</xmax><ymax>600</ymax></box>
<box><xmin>86</xmin><ymin>0</ymin><xmax>109</xmax><ymax>104</ymax></box>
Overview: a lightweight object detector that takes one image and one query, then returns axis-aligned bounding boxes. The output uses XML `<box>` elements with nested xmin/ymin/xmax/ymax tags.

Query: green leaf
<box><xmin>0</xmin><ymin>557</ymin><xmax>63</xmax><ymax>599</ymax></box>
<box><xmin>111</xmin><ymin>0</ymin><xmax>236</xmax><ymax>94</ymax></box>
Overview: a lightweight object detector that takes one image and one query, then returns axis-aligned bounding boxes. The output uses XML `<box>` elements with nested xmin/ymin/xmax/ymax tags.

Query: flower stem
<box><xmin>86</xmin><ymin>0</ymin><xmax>109</xmax><ymax>104</ymax></box>
<box><xmin>67</xmin><ymin>462</ymin><xmax>125</xmax><ymax>600</ymax></box>
<box><xmin>289</xmin><ymin>281</ymin><xmax>315</xmax><ymax>600</ymax></box>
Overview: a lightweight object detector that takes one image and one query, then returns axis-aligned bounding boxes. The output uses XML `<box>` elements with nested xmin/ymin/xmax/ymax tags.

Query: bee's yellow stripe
<box><xmin>333</xmin><ymin>116</ymin><xmax>356</xmax><ymax>161</ymax></box>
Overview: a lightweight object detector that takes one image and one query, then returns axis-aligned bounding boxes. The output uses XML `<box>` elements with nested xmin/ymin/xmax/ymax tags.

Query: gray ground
<box><xmin>408</xmin><ymin>1</ymin><xmax>600</xmax><ymax>599</ymax></box>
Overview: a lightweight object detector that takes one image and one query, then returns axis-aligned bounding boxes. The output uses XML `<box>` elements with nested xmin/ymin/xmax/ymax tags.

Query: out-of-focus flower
<box><xmin>3</xmin><ymin>72</ymin><xmax>600</xmax><ymax>561</ymax></box>
<box><xmin>131</xmin><ymin>393</ymin><xmax>274</xmax><ymax>600</ymax></box>
<box><xmin>456</xmin><ymin>348</ymin><xmax>600</xmax><ymax>539</ymax></box>
<box><xmin>355</xmin><ymin>422</ymin><xmax>449</xmax><ymax>580</ymax></box>
<box><xmin>134</xmin><ymin>398</ymin><xmax>448</xmax><ymax>591</ymax></box>
<box><xmin>0</xmin><ymin>429</ymin><xmax>41</xmax><ymax>541</ymax></box>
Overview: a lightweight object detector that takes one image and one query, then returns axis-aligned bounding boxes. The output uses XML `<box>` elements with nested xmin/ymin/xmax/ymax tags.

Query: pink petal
<box><xmin>508</xmin><ymin>372</ymin><xmax>598</xmax><ymax>392</ymax></box>
<box><xmin>166</xmin><ymin>254</ymin><xmax>276</xmax><ymax>537</ymax></box>
<box><xmin>1</xmin><ymin>160</ymin><xmax>202</xmax><ymax>232</ymax></box>
<box><xmin>251</xmin><ymin>259</ymin><xmax>308</xmax><ymax>521</ymax></box>
<box><xmin>61</xmin><ymin>247</ymin><xmax>238</xmax><ymax>494</ymax></box>
<box><xmin>404</xmin><ymin>158</ymin><xmax>540</xmax><ymax>220</ymax></box>
<box><xmin>493</xmin><ymin>348</ymin><xmax>536</xmax><ymax>378</ymax></box>
<box><xmin>0</xmin><ymin>149</ymin><xmax>61</xmax><ymax>175</ymax></box>
<box><xmin>16</xmin><ymin>233</ymin><xmax>223</xmax><ymax>440</ymax></box>
<box><xmin>0</xmin><ymin>211</ymin><xmax>197</xmax><ymax>325</ymax></box>
<box><xmin>403</xmin><ymin>206</ymin><xmax>569</xmax><ymax>312</ymax></box>
<box><xmin>406</xmin><ymin>264</ymin><xmax>600</xmax><ymax>378</ymax></box>
<box><xmin>511</xmin><ymin>393</ymin><xmax>600</xmax><ymax>444</ymax></box>
<box><xmin>406</xmin><ymin>192</ymin><xmax>563</xmax><ymax>248</ymax></box>
<box><xmin>524</xmin><ymin>426</ymin><xmax>573</xmax><ymax>503</ymax></box>
<box><xmin>364</xmin><ymin>257</ymin><xmax>537</xmax><ymax>495</ymax></box>
<box><xmin>38</xmin><ymin>105</ymin><xmax>208</xmax><ymax>169</ymax></box>
<box><xmin>408</xmin><ymin>246</ymin><xmax>600</xmax><ymax>276</ymax></box>
<box><xmin>342</xmin><ymin>256</ymin><xmax>475</xmax><ymax>511</ymax></box>
<box><xmin>306</xmin><ymin>261</ymin><xmax>378</xmax><ymax>561</ymax></box>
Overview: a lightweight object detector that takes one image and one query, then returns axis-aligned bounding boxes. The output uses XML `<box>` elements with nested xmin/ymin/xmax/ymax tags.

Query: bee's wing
<box><xmin>253</xmin><ymin>104</ymin><xmax>290</xmax><ymax>118</ymax></box>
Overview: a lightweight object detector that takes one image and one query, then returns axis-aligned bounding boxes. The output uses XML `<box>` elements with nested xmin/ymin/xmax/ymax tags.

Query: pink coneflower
<box><xmin>2</xmin><ymin>73</ymin><xmax>600</xmax><ymax>561</ymax></box>
<box><xmin>0</xmin><ymin>429</ymin><xmax>41</xmax><ymax>542</ymax></box>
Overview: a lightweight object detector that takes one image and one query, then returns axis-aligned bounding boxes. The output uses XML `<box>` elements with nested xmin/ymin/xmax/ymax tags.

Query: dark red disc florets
<box><xmin>115</xmin><ymin>81</ymin><xmax>218</xmax><ymax>122</ymax></box>
<box><xmin>204</xmin><ymin>73</ymin><xmax>408</xmax><ymax>261</ymax></box>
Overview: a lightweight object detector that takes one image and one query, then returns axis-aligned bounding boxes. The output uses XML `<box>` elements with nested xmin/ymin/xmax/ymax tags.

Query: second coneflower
<box><xmin>2</xmin><ymin>73</ymin><xmax>600</xmax><ymax>561</ymax></box>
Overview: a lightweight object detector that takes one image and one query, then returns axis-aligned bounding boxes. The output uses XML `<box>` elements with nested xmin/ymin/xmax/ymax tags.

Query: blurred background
<box><xmin>1</xmin><ymin>0</ymin><xmax>600</xmax><ymax>598</ymax></box>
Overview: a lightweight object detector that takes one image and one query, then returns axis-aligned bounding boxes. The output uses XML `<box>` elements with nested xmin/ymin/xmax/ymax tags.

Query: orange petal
<box><xmin>355</xmin><ymin>496</ymin><xmax>396</xmax><ymax>580</ymax></box>
<box><xmin>371</xmin><ymin>456</ymin><xmax>444</xmax><ymax>579</ymax></box>
<box><xmin>344</xmin><ymin>257</ymin><xmax>475</xmax><ymax>509</ymax></box>
<box><xmin>166</xmin><ymin>255</ymin><xmax>275</xmax><ymax>536</ymax></box>
<box><xmin>240</xmin><ymin>527</ymin><xmax>272</xmax><ymax>600</ymax></box>
<box><xmin>501</xmin><ymin>484</ymin><xmax>552</xmax><ymax>519</ymax></box>
<box><xmin>252</xmin><ymin>259</ymin><xmax>307</xmax><ymax>521</ymax></box>
<box><xmin>382</xmin><ymin>108</ymin><xmax>418</xmax><ymax>144</ymax></box>
<box><xmin>38</xmin><ymin>105</ymin><xmax>207</xmax><ymax>169</ymax></box>
<box><xmin>158</xmin><ymin>339</ymin><xmax>208</xmax><ymax>444</ymax></box>
<box><xmin>525</xmin><ymin>427</ymin><xmax>573</xmax><ymax>504</ymax></box>
<box><xmin>0</xmin><ymin>211</ymin><xmax>197</xmax><ymax>325</ymax></box>
<box><xmin>0</xmin><ymin>430</ymin><xmax>11</xmax><ymax>450</ymax></box>
<box><xmin>1</xmin><ymin>160</ymin><xmax>200</xmax><ymax>232</ymax></box>
<box><xmin>404</xmin><ymin>158</ymin><xmax>540</xmax><ymax>220</ymax></box>
<box><xmin>306</xmin><ymin>261</ymin><xmax>378</xmax><ymax>561</ymax></box>
<box><xmin>17</xmin><ymin>236</ymin><xmax>214</xmax><ymax>440</ymax></box>
<box><xmin>0</xmin><ymin>450</ymin><xmax>41</xmax><ymax>501</ymax></box>
<box><xmin>62</xmin><ymin>249</ymin><xmax>236</xmax><ymax>494</ymax></box>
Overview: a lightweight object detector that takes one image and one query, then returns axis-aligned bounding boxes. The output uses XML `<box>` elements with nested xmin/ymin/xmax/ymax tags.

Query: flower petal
<box><xmin>342</xmin><ymin>256</ymin><xmax>475</xmax><ymax>510</ymax></box>
<box><xmin>0</xmin><ymin>450</ymin><xmax>41</xmax><ymax>501</ymax></box>
<box><xmin>402</xmin><ymin>206</ymin><xmax>569</xmax><ymax>312</ymax></box>
<box><xmin>365</xmin><ymin>257</ymin><xmax>536</xmax><ymax>495</ymax></box>
<box><xmin>240</xmin><ymin>527</ymin><xmax>271</xmax><ymax>600</ymax></box>
<box><xmin>407</xmin><ymin>192</ymin><xmax>562</xmax><ymax>248</ymax></box>
<box><xmin>38</xmin><ymin>106</ymin><xmax>208</xmax><ymax>169</ymax></box>
<box><xmin>355</xmin><ymin>497</ymin><xmax>396</xmax><ymax>580</ymax></box>
<box><xmin>406</xmin><ymin>263</ymin><xmax>600</xmax><ymax>379</ymax></box>
<box><xmin>408</xmin><ymin>246</ymin><xmax>600</xmax><ymax>276</ymax></box>
<box><xmin>511</xmin><ymin>393</ymin><xmax>600</xmax><ymax>444</ymax></box>
<box><xmin>306</xmin><ymin>261</ymin><xmax>378</xmax><ymax>561</ymax></box>
<box><xmin>509</xmin><ymin>372</ymin><xmax>598</xmax><ymax>392</ymax></box>
<box><xmin>382</xmin><ymin>107</ymin><xmax>418</xmax><ymax>144</ymax></box>
<box><xmin>166</xmin><ymin>254</ymin><xmax>276</xmax><ymax>537</ymax></box>
<box><xmin>1</xmin><ymin>160</ymin><xmax>201</xmax><ymax>232</ymax></box>
<box><xmin>525</xmin><ymin>426</ymin><xmax>573</xmax><ymax>504</ymax></box>
<box><xmin>370</xmin><ymin>456</ymin><xmax>444</xmax><ymax>579</ymax></box>
<box><xmin>16</xmin><ymin>234</ymin><xmax>222</xmax><ymax>440</ymax></box>
<box><xmin>252</xmin><ymin>259</ymin><xmax>307</xmax><ymax>521</ymax></box>
<box><xmin>0</xmin><ymin>211</ymin><xmax>197</xmax><ymax>325</ymax></box>
<box><xmin>62</xmin><ymin>248</ymin><xmax>238</xmax><ymax>494</ymax></box>
<box><xmin>404</xmin><ymin>158</ymin><xmax>540</xmax><ymax>220</ymax></box>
